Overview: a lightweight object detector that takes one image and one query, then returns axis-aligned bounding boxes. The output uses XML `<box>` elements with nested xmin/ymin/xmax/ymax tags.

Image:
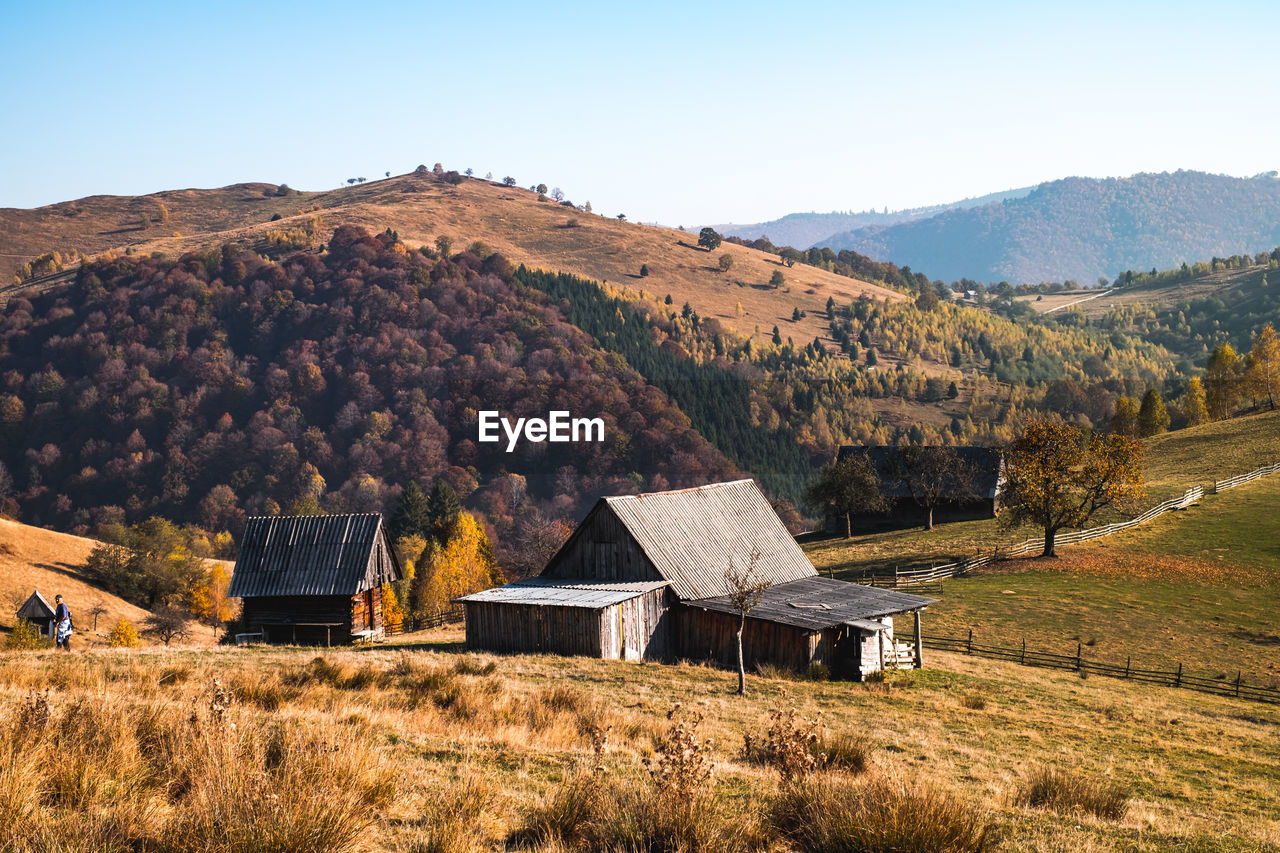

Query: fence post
<box><xmin>1125</xmin><ymin>657</ymin><xmax>1130</xmax><ymax>678</ymax></box>
<box><xmin>1236</xmin><ymin>671</ymin><xmax>1241</xmax><ymax>697</ymax></box>
<box><xmin>967</xmin><ymin>628</ymin><xmax>973</xmax><ymax>655</ymax></box>
<box><xmin>1020</xmin><ymin>638</ymin><xmax>1026</xmax><ymax>665</ymax></box>
<box><xmin>1076</xmin><ymin>642</ymin><xmax>1082</xmax><ymax>671</ymax></box>
<box><xmin>1175</xmin><ymin>661</ymin><xmax>1183</xmax><ymax>688</ymax></box>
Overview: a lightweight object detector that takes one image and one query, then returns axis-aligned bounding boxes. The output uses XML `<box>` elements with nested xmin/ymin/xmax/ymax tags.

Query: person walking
<box><xmin>54</xmin><ymin>594</ymin><xmax>73</xmax><ymax>652</ymax></box>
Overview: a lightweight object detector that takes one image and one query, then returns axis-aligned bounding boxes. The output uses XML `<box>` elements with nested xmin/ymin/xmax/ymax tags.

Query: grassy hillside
<box><xmin>1</xmin><ymin>636</ymin><xmax>1277</xmax><ymax>852</ymax></box>
<box><xmin>0</xmin><ymin>172</ymin><xmax>902</xmax><ymax>349</ymax></box>
<box><xmin>0</xmin><ymin>517</ymin><xmax>230</xmax><ymax>647</ymax></box>
<box><xmin>805</xmin><ymin>410</ymin><xmax>1280</xmax><ymax>678</ymax></box>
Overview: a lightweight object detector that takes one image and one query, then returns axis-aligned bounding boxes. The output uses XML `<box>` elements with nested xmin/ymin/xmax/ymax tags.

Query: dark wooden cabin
<box><xmin>827</xmin><ymin>445</ymin><xmax>1005</xmax><ymax>533</ymax></box>
<box><xmin>461</xmin><ymin>480</ymin><xmax>933</xmax><ymax>678</ymax></box>
<box><xmin>15</xmin><ymin>590</ymin><xmax>56</xmax><ymax>639</ymax></box>
<box><xmin>228</xmin><ymin>514</ymin><xmax>402</xmax><ymax>645</ymax></box>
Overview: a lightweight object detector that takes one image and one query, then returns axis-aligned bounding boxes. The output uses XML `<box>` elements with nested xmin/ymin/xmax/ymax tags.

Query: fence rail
<box><xmin>924</xmin><ymin>631</ymin><xmax>1280</xmax><ymax>705</ymax></box>
<box><xmin>861</xmin><ymin>484</ymin><xmax>1212</xmax><ymax>589</ymax></box>
<box><xmin>384</xmin><ymin>606</ymin><xmax>464</xmax><ymax>637</ymax></box>
<box><xmin>1215</xmin><ymin>461</ymin><xmax>1280</xmax><ymax>493</ymax></box>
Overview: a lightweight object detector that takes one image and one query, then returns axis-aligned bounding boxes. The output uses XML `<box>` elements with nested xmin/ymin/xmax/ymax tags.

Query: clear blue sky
<box><xmin>3</xmin><ymin>0</ymin><xmax>1278</xmax><ymax>225</ymax></box>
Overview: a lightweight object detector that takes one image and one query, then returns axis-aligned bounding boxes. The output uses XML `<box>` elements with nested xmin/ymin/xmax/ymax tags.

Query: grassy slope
<box><xmin>1020</xmin><ymin>266</ymin><xmax>1257</xmax><ymax>318</ymax></box>
<box><xmin>3</xmin><ymin>635</ymin><xmax>1277</xmax><ymax>851</ymax></box>
<box><xmin>0</xmin><ymin>517</ymin><xmax>225</xmax><ymax>646</ymax></box>
<box><xmin>805</xmin><ymin>410</ymin><xmax>1280</xmax><ymax>678</ymax></box>
<box><xmin>0</xmin><ymin>174</ymin><xmax>903</xmax><ymax>351</ymax></box>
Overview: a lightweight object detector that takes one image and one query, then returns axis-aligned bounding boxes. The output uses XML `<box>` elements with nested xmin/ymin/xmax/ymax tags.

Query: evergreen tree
<box><xmin>426</xmin><ymin>480</ymin><xmax>461</xmax><ymax>540</ymax></box>
<box><xmin>1137</xmin><ymin>388</ymin><xmax>1170</xmax><ymax>437</ymax></box>
<box><xmin>390</xmin><ymin>480</ymin><xmax>431</xmax><ymax>541</ymax></box>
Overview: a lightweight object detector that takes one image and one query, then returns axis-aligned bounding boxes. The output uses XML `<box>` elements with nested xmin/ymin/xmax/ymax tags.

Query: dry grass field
<box><xmin>1019</xmin><ymin>267</ymin><xmax>1257</xmax><ymax>318</ymax></box>
<box><xmin>2</xmin><ymin>633</ymin><xmax>1278</xmax><ymax>852</ymax></box>
<box><xmin>0</xmin><ymin>174</ymin><xmax>903</xmax><ymax>349</ymax></box>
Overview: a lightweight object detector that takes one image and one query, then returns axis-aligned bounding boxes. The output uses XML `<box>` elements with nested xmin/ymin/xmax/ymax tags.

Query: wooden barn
<box><xmin>461</xmin><ymin>480</ymin><xmax>933</xmax><ymax>678</ymax></box>
<box><xmin>228</xmin><ymin>514</ymin><xmax>402</xmax><ymax>645</ymax></box>
<box><xmin>15</xmin><ymin>590</ymin><xmax>56</xmax><ymax>639</ymax></box>
<box><xmin>828</xmin><ymin>445</ymin><xmax>1005</xmax><ymax>533</ymax></box>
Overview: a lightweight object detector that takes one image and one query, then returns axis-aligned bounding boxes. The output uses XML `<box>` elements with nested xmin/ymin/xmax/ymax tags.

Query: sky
<box><xmin>3</xmin><ymin>0</ymin><xmax>1280</xmax><ymax>226</ymax></box>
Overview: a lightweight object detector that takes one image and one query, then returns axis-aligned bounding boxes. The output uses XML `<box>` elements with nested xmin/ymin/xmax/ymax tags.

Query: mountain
<box><xmin>712</xmin><ymin>186</ymin><xmax>1035</xmax><ymax>249</ymax></box>
<box><xmin>819</xmin><ymin>171</ymin><xmax>1280</xmax><ymax>285</ymax></box>
<box><xmin>0</xmin><ymin>172</ymin><xmax>901</xmax><ymax>352</ymax></box>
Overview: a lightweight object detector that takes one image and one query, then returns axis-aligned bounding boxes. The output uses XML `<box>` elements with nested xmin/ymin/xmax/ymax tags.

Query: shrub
<box><xmin>961</xmin><ymin>693</ymin><xmax>988</xmax><ymax>710</ymax></box>
<box><xmin>818</xmin><ymin>732</ymin><xmax>871</xmax><ymax>775</ymax></box>
<box><xmin>771</xmin><ymin>774</ymin><xmax>993</xmax><ymax>853</ymax></box>
<box><xmin>109</xmin><ymin>618</ymin><xmax>139</xmax><ymax>647</ymax></box>
<box><xmin>5</xmin><ymin>619</ymin><xmax>47</xmax><ymax>650</ymax></box>
<box><xmin>742</xmin><ymin>709</ymin><xmax>822</xmax><ymax>782</ymax></box>
<box><xmin>1015</xmin><ymin>765</ymin><xmax>1129</xmax><ymax>820</ymax></box>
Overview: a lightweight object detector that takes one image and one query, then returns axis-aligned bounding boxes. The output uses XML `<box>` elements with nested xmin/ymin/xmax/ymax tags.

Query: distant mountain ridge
<box><xmin>818</xmin><ymin>170</ymin><xmax>1280</xmax><ymax>284</ymax></box>
<box><xmin>714</xmin><ymin>186</ymin><xmax>1036</xmax><ymax>250</ymax></box>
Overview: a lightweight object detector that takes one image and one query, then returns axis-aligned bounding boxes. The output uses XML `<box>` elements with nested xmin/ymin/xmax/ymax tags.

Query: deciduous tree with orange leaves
<box><xmin>999</xmin><ymin>419</ymin><xmax>1145</xmax><ymax>558</ymax></box>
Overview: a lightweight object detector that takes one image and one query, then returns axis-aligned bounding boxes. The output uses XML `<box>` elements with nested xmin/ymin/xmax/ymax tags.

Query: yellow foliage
<box><xmin>412</xmin><ymin>513</ymin><xmax>503</xmax><ymax>619</ymax></box>
<box><xmin>109</xmin><ymin>618</ymin><xmax>139</xmax><ymax>648</ymax></box>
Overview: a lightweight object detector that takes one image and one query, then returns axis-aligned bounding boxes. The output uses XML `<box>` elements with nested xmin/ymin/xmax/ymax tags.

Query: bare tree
<box><xmin>726</xmin><ymin>553</ymin><xmax>769</xmax><ymax>696</ymax></box>
<box><xmin>142</xmin><ymin>606</ymin><xmax>190</xmax><ymax>646</ymax></box>
<box><xmin>89</xmin><ymin>599</ymin><xmax>108</xmax><ymax>632</ymax></box>
<box><xmin>551</xmin><ymin>187</ymin><xmax>565</xmax><ymax>203</ymax></box>
<box><xmin>891</xmin><ymin>446</ymin><xmax>980</xmax><ymax>530</ymax></box>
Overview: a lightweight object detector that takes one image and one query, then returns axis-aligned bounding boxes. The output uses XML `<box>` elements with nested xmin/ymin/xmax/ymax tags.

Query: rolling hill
<box><xmin>0</xmin><ymin>517</ymin><xmax>217</xmax><ymax>646</ymax></box>
<box><xmin>818</xmin><ymin>170</ymin><xmax>1280</xmax><ymax>285</ymax></box>
<box><xmin>713</xmin><ymin>185</ymin><xmax>1036</xmax><ymax>250</ymax></box>
<box><xmin>0</xmin><ymin>171</ymin><xmax>902</xmax><ymax>350</ymax></box>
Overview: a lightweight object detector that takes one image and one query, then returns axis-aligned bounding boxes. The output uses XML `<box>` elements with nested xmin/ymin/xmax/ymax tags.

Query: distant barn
<box><xmin>228</xmin><ymin>514</ymin><xmax>402</xmax><ymax>645</ymax></box>
<box><xmin>461</xmin><ymin>480</ymin><xmax>933</xmax><ymax>679</ymax></box>
<box><xmin>15</xmin><ymin>590</ymin><xmax>56</xmax><ymax>639</ymax></box>
<box><xmin>828</xmin><ymin>445</ymin><xmax>1004</xmax><ymax>533</ymax></box>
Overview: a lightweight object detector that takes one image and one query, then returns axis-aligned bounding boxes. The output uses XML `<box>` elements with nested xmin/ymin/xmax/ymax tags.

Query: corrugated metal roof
<box><xmin>228</xmin><ymin>514</ymin><xmax>400</xmax><ymax>598</ymax></box>
<box><xmin>688</xmin><ymin>576</ymin><xmax>935</xmax><ymax>631</ymax></box>
<box><xmin>460</xmin><ymin>578</ymin><xmax>668</xmax><ymax>608</ymax></box>
<box><xmin>16</xmin><ymin>590</ymin><xmax>54</xmax><ymax>620</ymax></box>
<box><xmin>597</xmin><ymin>479</ymin><xmax>817</xmax><ymax>600</ymax></box>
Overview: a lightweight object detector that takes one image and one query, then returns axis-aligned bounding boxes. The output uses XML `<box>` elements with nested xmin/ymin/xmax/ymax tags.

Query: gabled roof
<box><xmin>837</xmin><ymin>445</ymin><xmax>1004</xmax><ymax>499</ymax></box>
<box><xmin>547</xmin><ymin>480</ymin><xmax>817</xmax><ymax>600</ymax></box>
<box><xmin>16</xmin><ymin>590</ymin><xmax>55</xmax><ymax>620</ymax></box>
<box><xmin>460</xmin><ymin>578</ymin><xmax>668</xmax><ymax>609</ymax></box>
<box><xmin>228</xmin><ymin>514</ymin><xmax>401</xmax><ymax>598</ymax></box>
<box><xmin>688</xmin><ymin>576</ymin><xmax>935</xmax><ymax>631</ymax></box>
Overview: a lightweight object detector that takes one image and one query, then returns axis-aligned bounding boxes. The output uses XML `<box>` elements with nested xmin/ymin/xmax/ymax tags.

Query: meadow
<box><xmin>2</xmin><ymin>634</ymin><xmax>1279</xmax><ymax>853</ymax></box>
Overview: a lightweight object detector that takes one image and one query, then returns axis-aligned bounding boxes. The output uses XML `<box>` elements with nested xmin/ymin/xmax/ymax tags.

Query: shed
<box><xmin>463</xmin><ymin>480</ymin><xmax>934</xmax><ymax>678</ymax></box>
<box><xmin>461</xmin><ymin>578</ymin><xmax>669</xmax><ymax>660</ymax></box>
<box><xmin>828</xmin><ymin>445</ymin><xmax>1004</xmax><ymax>532</ymax></box>
<box><xmin>15</xmin><ymin>590</ymin><xmax>56</xmax><ymax>638</ymax></box>
<box><xmin>228</xmin><ymin>514</ymin><xmax>402</xmax><ymax>644</ymax></box>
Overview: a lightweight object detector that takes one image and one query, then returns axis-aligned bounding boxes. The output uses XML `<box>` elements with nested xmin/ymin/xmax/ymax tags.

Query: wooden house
<box><xmin>461</xmin><ymin>480</ymin><xmax>933</xmax><ymax>678</ymax></box>
<box><xmin>15</xmin><ymin>590</ymin><xmax>56</xmax><ymax>638</ymax></box>
<box><xmin>228</xmin><ymin>514</ymin><xmax>402</xmax><ymax>645</ymax></box>
<box><xmin>828</xmin><ymin>445</ymin><xmax>1004</xmax><ymax>533</ymax></box>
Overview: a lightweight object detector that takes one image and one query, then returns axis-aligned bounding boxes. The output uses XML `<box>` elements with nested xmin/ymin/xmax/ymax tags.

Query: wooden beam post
<box><xmin>877</xmin><ymin>628</ymin><xmax>886</xmax><ymax>672</ymax></box>
<box><xmin>913</xmin><ymin>611</ymin><xmax>923</xmax><ymax>669</ymax></box>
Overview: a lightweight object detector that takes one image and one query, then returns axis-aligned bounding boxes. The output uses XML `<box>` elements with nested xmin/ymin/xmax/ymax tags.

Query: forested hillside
<box><xmin>820</xmin><ymin>170</ymin><xmax>1280</xmax><ymax>284</ymax></box>
<box><xmin>0</xmin><ymin>227</ymin><xmax>737</xmax><ymax>559</ymax></box>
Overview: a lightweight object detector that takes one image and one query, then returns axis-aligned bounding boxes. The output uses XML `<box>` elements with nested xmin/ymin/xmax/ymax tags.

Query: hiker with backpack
<box><xmin>54</xmin><ymin>594</ymin><xmax>73</xmax><ymax>651</ymax></box>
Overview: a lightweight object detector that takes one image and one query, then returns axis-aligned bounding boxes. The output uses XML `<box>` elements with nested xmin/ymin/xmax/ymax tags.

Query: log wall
<box><xmin>544</xmin><ymin>511</ymin><xmax>663</xmax><ymax>584</ymax></box>
<box><xmin>673</xmin><ymin>606</ymin><xmax>818</xmax><ymax>672</ymax></box>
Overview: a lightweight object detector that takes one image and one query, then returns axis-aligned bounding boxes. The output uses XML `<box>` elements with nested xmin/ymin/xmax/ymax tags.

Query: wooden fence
<box><xmin>1214</xmin><ymin>461</ymin><xmax>1280</xmax><ymax>493</ymax></box>
<box><xmin>923</xmin><ymin>630</ymin><xmax>1280</xmax><ymax>705</ymax></box>
<box><xmin>864</xmin><ymin>486</ymin><xmax>1204</xmax><ymax>588</ymax></box>
<box><xmin>384</xmin><ymin>606</ymin><xmax>464</xmax><ymax>636</ymax></box>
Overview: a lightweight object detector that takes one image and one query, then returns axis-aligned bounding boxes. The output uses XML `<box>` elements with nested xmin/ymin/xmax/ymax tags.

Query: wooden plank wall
<box><xmin>465</xmin><ymin>601</ymin><xmax>606</xmax><ymax>657</ymax></box>
<box><xmin>617</xmin><ymin>588</ymin><xmax>671</xmax><ymax>661</ymax></box>
<box><xmin>674</xmin><ymin>607</ymin><xmax>816</xmax><ymax>672</ymax></box>
<box><xmin>544</xmin><ymin>511</ymin><xmax>664</xmax><ymax>584</ymax></box>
